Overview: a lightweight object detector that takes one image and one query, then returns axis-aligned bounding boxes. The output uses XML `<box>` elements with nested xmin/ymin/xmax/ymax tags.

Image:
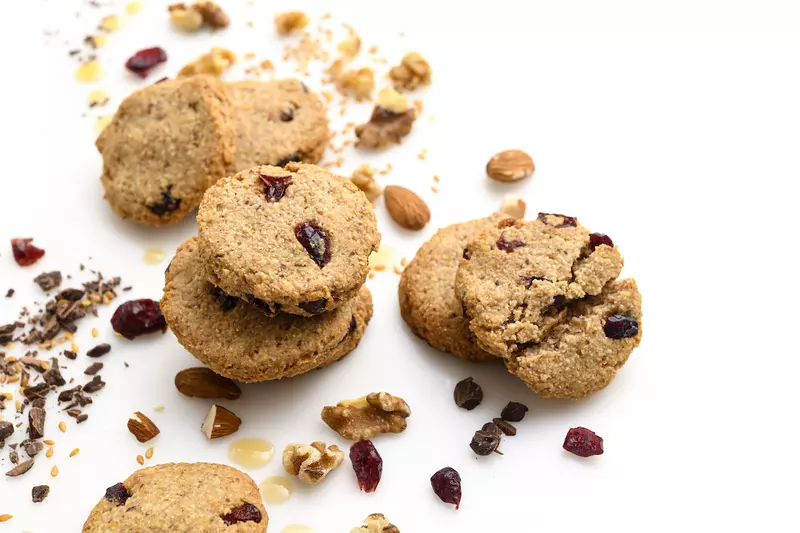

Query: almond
<box><xmin>486</xmin><ymin>149</ymin><xmax>535</xmax><ymax>182</ymax></box>
<box><xmin>127</xmin><ymin>411</ymin><xmax>160</xmax><ymax>443</ymax></box>
<box><xmin>500</xmin><ymin>196</ymin><xmax>527</xmax><ymax>219</ymax></box>
<box><xmin>384</xmin><ymin>185</ymin><xmax>430</xmax><ymax>230</ymax></box>
<box><xmin>201</xmin><ymin>404</ymin><xmax>242</xmax><ymax>439</ymax></box>
<box><xmin>175</xmin><ymin>367</ymin><xmax>241</xmax><ymax>400</ymax></box>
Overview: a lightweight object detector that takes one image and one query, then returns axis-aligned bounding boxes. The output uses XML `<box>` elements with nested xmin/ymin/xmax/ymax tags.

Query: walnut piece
<box><xmin>355</xmin><ymin>107</ymin><xmax>417</xmax><ymax>149</ymax></box>
<box><xmin>169</xmin><ymin>4</ymin><xmax>204</xmax><ymax>32</ymax></box>
<box><xmin>336</xmin><ymin>67</ymin><xmax>375</xmax><ymax>101</ymax></box>
<box><xmin>376</xmin><ymin>88</ymin><xmax>409</xmax><ymax>114</ymax></box>
<box><xmin>351</xmin><ymin>164</ymin><xmax>383</xmax><ymax>203</ymax></box>
<box><xmin>501</xmin><ymin>196</ymin><xmax>526</xmax><ymax>219</ymax></box>
<box><xmin>194</xmin><ymin>1</ymin><xmax>229</xmax><ymax>29</ymax></box>
<box><xmin>350</xmin><ymin>514</ymin><xmax>400</xmax><ymax>533</ymax></box>
<box><xmin>321</xmin><ymin>392</ymin><xmax>411</xmax><ymax>441</ymax></box>
<box><xmin>178</xmin><ymin>47</ymin><xmax>236</xmax><ymax>77</ymax></box>
<box><xmin>275</xmin><ymin>11</ymin><xmax>310</xmax><ymax>36</ymax></box>
<box><xmin>338</xmin><ymin>35</ymin><xmax>361</xmax><ymax>58</ymax></box>
<box><xmin>389</xmin><ymin>52</ymin><xmax>432</xmax><ymax>91</ymax></box>
<box><xmin>282</xmin><ymin>441</ymin><xmax>344</xmax><ymax>485</ymax></box>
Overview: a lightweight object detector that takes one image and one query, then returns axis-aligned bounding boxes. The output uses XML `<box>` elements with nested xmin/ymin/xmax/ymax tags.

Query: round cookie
<box><xmin>82</xmin><ymin>462</ymin><xmax>267</xmax><ymax>533</ymax></box>
<box><xmin>161</xmin><ymin>237</ymin><xmax>372</xmax><ymax>382</ymax></box>
<box><xmin>455</xmin><ymin>213</ymin><xmax>624</xmax><ymax>357</ymax></box>
<box><xmin>399</xmin><ymin>214</ymin><xmax>510</xmax><ymax>362</ymax></box>
<box><xmin>197</xmin><ymin>162</ymin><xmax>380</xmax><ymax>317</ymax></box>
<box><xmin>96</xmin><ymin>75</ymin><xmax>235</xmax><ymax>226</ymax></box>
<box><xmin>227</xmin><ymin>79</ymin><xmax>329</xmax><ymax>172</ymax></box>
<box><xmin>505</xmin><ymin>278</ymin><xmax>642</xmax><ymax>400</ymax></box>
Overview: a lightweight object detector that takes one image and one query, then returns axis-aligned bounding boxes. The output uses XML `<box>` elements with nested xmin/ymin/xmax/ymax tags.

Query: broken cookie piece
<box><xmin>321</xmin><ymin>392</ymin><xmax>411</xmax><ymax>441</ymax></box>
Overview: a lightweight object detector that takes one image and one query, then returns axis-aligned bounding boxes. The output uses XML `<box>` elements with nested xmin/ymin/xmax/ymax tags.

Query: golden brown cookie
<box><xmin>399</xmin><ymin>215</ymin><xmax>510</xmax><ymax>362</ymax></box>
<box><xmin>227</xmin><ymin>79</ymin><xmax>329</xmax><ymax>172</ymax></box>
<box><xmin>197</xmin><ymin>163</ymin><xmax>380</xmax><ymax>317</ymax></box>
<box><xmin>455</xmin><ymin>214</ymin><xmax>623</xmax><ymax>357</ymax></box>
<box><xmin>96</xmin><ymin>75</ymin><xmax>235</xmax><ymax>226</ymax></box>
<box><xmin>82</xmin><ymin>463</ymin><xmax>267</xmax><ymax>532</ymax></box>
<box><xmin>161</xmin><ymin>237</ymin><xmax>372</xmax><ymax>382</ymax></box>
<box><xmin>505</xmin><ymin>278</ymin><xmax>642</xmax><ymax>400</ymax></box>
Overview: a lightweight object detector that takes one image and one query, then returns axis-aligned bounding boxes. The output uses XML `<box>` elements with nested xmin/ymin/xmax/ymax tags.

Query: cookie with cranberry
<box><xmin>96</xmin><ymin>75</ymin><xmax>235</xmax><ymax>226</ymax></box>
<box><xmin>197</xmin><ymin>163</ymin><xmax>380</xmax><ymax>317</ymax></box>
<box><xmin>161</xmin><ymin>237</ymin><xmax>372</xmax><ymax>382</ymax></box>
<box><xmin>399</xmin><ymin>215</ymin><xmax>510</xmax><ymax>362</ymax></box>
<box><xmin>505</xmin><ymin>278</ymin><xmax>642</xmax><ymax>399</ymax></box>
<box><xmin>227</xmin><ymin>79</ymin><xmax>329</xmax><ymax>172</ymax></box>
<box><xmin>82</xmin><ymin>463</ymin><xmax>266</xmax><ymax>533</ymax></box>
<box><xmin>455</xmin><ymin>214</ymin><xmax>623</xmax><ymax>357</ymax></box>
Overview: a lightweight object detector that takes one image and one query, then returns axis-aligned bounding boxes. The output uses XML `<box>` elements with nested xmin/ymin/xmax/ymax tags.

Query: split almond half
<box><xmin>487</xmin><ymin>150</ymin><xmax>535</xmax><ymax>182</ymax></box>
<box><xmin>201</xmin><ymin>404</ymin><xmax>242</xmax><ymax>440</ymax></box>
<box><xmin>127</xmin><ymin>411</ymin><xmax>160</xmax><ymax>443</ymax></box>
<box><xmin>175</xmin><ymin>367</ymin><xmax>241</xmax><ymax>400</ymax></box>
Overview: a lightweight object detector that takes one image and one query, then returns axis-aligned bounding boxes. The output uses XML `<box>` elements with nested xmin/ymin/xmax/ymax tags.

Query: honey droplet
<box><xmin>228</xmin><ymin>438</ymin><xmax>274</xmax><ymax>469</ymax></box>
<box><xmin>76</xmin><ymin>60</ymin><xmax>104</xmax><ymax>83</ymax></box>
<box><xmin>99</xmin><ymin>15</ymin><xmax>121</xmax><ymax>33</ymax></box>
<box><xmin>260</xmin><ymin>476</ymin><xmax>294</xmax><ymax>504</ymax></box>
<box><xmin>282</xmin><ymin>526</ymin><xmax>313</xmax><ymax>533</ymax></box>
<box><xmin>143</xmin><ymin>248</ymin><xmax>165</xmax><ymax>265</ymax></box>
<box><xmin>368</xmin><ymin>245</ymin><xmax>394</xmax><ymax>272</ymax></box>
<box><xmin>126</xmin><ymin>1</ymin><xmax>143</xmax><ymax>15</ymax></box>
<box><xmin>88</xmin><ymin>90</ymin><xmax>109</xmax><ymax>107</ymax></box>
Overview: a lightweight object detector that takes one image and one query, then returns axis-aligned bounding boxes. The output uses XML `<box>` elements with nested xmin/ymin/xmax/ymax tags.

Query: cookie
<box><xmin>197</xmin><ymin>162</ymin><xmax>380</xmax><ymax>316</ymax></box>
<box><xmin>399</xmin><ymin>215</ymin><xmax>510</xmax><ymax>362</ymax></box>
<box><xmin>161</xmin><ymin>237</ymin><xmax>372</xmax><ymax>382</ymax></box>
<box><xmin>505</xmin><ymin>278</ymin><xmax>642</xmax><ymax>399</ymax></box>
<box><xmin>96</xmin><ymin>75</ymin><xmax>235</xmax><ymax>226</ymax></box>
<box><xmin>455</xmin><ymin>213</ymin><xmax>624</xmax><ymax>357</ymax></box>
<box><xmin>82</xmin><ymin>462</ymin><xmax>267</xmax><ymax>533</ymax></box>
<box><xmin>227</xmin><ymin>79</ymin><xmax>329</xmax><ymax>172</ymax></box>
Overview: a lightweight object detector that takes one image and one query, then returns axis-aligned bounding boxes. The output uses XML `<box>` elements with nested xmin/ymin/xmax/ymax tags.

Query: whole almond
<box><xmin>127</xmin><ymin>411</ymin><xmax>160</xmax><ymax>443</ymax></box>
<box><xmin>201</xmin><ymin>404</ymin><xmax>242</xmax><ymax>439</ymax></box>
<box><xmin>486</xmin><ymin>150</ymin><xmax>535</xmax><ymax>182</ymax></box>
<box><xmin>175</xmin><ymin>367</ymin><xmax>241</xmax><ymax>400</ymax></box>
<box><xmin>384</xmin><ymin>185</ymin><xmax>430</xmax><ymax>230</ymax></box>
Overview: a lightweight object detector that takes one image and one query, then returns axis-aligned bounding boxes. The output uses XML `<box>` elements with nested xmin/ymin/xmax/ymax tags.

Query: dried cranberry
<box><xmin>211</xmin><ymin>287</ymin><xmax>238</xmax><ymax>311</ymax></box>
<box><xmin>280</xmin><ymin>107</ymin><xmax>295</xmax><ymax>122</ymax></box>
<box><xmin>430</xmin><ymin>467</ymin><xmax>462</xmax><ymax>509</ymax></box>
<box><xmin>125</xmin><ymin>47</ymin><xmax>167</xmax><ymax>78</ymax></box>
<box><xmin>295</xmin><ymin>221</ymin><xmax>331</xmax><ymax>268</ymax></box>
<box><xmin>563</xmin><ymin>427</ymin><xmax>604</xmax><ymax>457</ymax></box>
<box><xmin>11</xmin><ymin>238</ymin><xmax>45</xmax><ymax>267</ymax></box>
<box><xmin>603</xmin><ymin>314</ymin><xmax>639</xmax><ymax>339</ymax></box>
<box><xmin>500</xmin><ymin>401</ymin><xmax>528</xmax><ymax>422</ymax></box>
<box><xmin>588</xmin><ymin>232</ymin><xmax>614</xmax><ymax>251</ymax></box>
<box><xmin>149</xmin><ymin>188</ymin><xmax>181</xmax><ymax>216</ymax></box>
<box><xmin>537</xmin><ymin>212</ymin><xmax>578</xmax><ymax>227</ymax></box>
<box><xmin>276</xmin><ymin>153</ymin><xmax>301</xmax><ymax>166</ymax></box>
<box><xmin>222</xmin><ymin>503</ymin><xmax>262</xmax><ymax>526</ymax></box>
<box><xmin>111</xmin><ymin>299</ymin><xmax>167</xmax><ymax>340</ymax></box>
<box><xmin>496</xmin><ymin>233</ymin><xmax>525</xmax><ymax>253</ymax></box>
<box><xmin>104</xmin><ymin>482</ymin><xmax>130</xmax><ymax>506</ymax></box>
<box><xmin>299</xmin><ymin>298</ymin><xmax>327</xmax><ymax>315</ymax></box>
<box><xmin>350</xmin><ymin>440</ymin><xmax>382</xmax><ymax>493</ymax></box>
<box><xmin>453</xmin><ymin>377</ymin><xmax>483</xmax><ymax>410</ymax></box>
<box><xmin>245</xmin><ymin>295</ymin><xmax>280</xmax><ymax>316</ymax></box>
<box><xmin>259</xmin><ymin>173</ymin><xmax>293</xmax><ymax>202</ymax></box>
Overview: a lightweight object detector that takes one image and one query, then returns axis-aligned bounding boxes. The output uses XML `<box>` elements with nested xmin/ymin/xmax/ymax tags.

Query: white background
<box><xmin>1</xmin><ymin>0</ymin><xmax>799</xmax><ymax>531</ymax></box>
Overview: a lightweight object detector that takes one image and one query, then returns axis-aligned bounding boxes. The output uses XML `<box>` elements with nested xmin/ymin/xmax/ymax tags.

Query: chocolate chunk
<box><xmin>500</xmin><ymin>401</ymin><xmax>529</xmax><ymax>422</ymax></box>
<box><xmin>6</xmin><ymin>459</ymin><xmax>34</xmax><ymax>477</ymax></box>
<box><xmin>83</xmin><ymin>375</ymin><xmax>105</xmax><ymax>393</ymax></box>
<box><xmin>0</xmin><ymin>421</ymin><xmax>13</xmax><ymax>440</ymax></box>
<box><xmin>86</xmin><ymin>343</ymin><xmax>111</xmax><ymax>358</ymax></box>
<box><xmin>63</xmin><ymin>350</ymin><xmax>77</xmax><ymax>360</ymax></box>
<box><xmin>43</xmin><ymin>359</ymin><xmax>66</xmax><ymax>386</ymax></box>
<box><xmin>454</xmin><ymin>377</ymin><xmax>483</xmax><ymax>410</ymax></box>
<box><xmin>23</xmin><ymin>383</ymin><xmax>50</xmax><ymax>400</ymax></box>
<box><xmin>492</xmin><ymin>418</ymin><xmax>517</xmax><ymax>436</ymax></box>
<box><xmin>33</xmin><ymin>271</ymin><xmax>63</xmax><ymax>292</ymax></box>
<box><xmin>32</xmin><ymin>484</ymin><xmax>50</xmax><ymax>503</ymax></box>
<box><xmin>28</xmin><ymin>407</ymin><xmax>45</xmax><ymax>439</ymax></box>
<box><xmin>84</xmin><ymin>362</ymin><xmax>103</xmax><ymax>375</ymax></box>
<box><xmin>21</xmin><ymin>439</ymin><xmax>43</xmax><ymax>457</ymax></box>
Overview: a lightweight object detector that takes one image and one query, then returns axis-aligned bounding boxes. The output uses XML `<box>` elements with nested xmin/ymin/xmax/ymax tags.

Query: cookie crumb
<box><xmin>336</xmin><ymin>67</ymin><xmax>375</xmax><ymax>101</ymax></box>
<box><xmin>275</xmin><ymin>11</ymin><xmax>310</xmax><ymax>36</ymax></box>
<box><xmin>500</xmin><ymin>196</ymin><xmax>526</xmax><ymax>219</ymax></box>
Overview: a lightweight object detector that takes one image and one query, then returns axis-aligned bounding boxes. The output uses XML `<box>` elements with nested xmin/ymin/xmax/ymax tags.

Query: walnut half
<box><xmin>355</xmin><ymin>107</ymin><xmax>417</xmax><ymax>149</ymax></box>
<box><xmin>350</xmin><ymin>513</ymin><xmax>400</xmax><ymax>533</ymax></box>
<box><xmin>282</xmin><ymin>441</ymin><xmax>344</xmax><ymax>485</ymax></box>
<box><xmin>321</xmin><ymin>392</ymin><xmax>411</xmax><ymax>441</ymax></box>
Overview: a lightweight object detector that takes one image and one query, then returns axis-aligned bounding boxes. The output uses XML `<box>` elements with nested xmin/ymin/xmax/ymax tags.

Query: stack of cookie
<box><xmin>96</xmin><ymin>75</ymin><xmax>329</xmax><ymax>226</ymax></box>
<box><xmin>161</xmin><ymin>162</ymin><xmax>380</xmax><ymax>382</ymax></box>
<box><xmin>400</xmin><ymin>212</ymin><xmax>643</xmax><ymax>400</ymax></box>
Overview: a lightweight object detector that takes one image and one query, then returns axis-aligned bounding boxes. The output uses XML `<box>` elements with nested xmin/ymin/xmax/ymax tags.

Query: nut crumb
<box><xmin>169</xmin><ymin>4</ymin><xmax>204</xmax><ymax>32</ymax></box>
<box><xmin>321</xmin><ymin>392</ymin><xmax>411</xmax><ymax>441</ymax></box>
<box><xmin>376</xmin><ymin>87</ymin><xmax>409</xmax><ymax>114</ymax></box>
<box><xmin>195</xmin><ymin>1</ymin><xmax>230</xmax><ymax>29</ymax></box>
<box><xmin>351</xmin><ymin>164</ymin><xmax>383</xmax><ymax>203</ymax></box>
<box><xmin>355</xmin><ymin>107</ymin><xmax>417</xmax><ymax>149</ymax></box>
<box><xmin>282</xmin><ymin>441</ymin><xmax>344</xmax><ymax>484</ymax></box>
<box><xmin>389</xmin><ymin>52</ymin><xmax>432</xmax><ymax>91</ymax></box>
<box><xmin>275</xmin><ymin>11</ymin><xmax>310</xmax><ymax>36</ymax></box>
<box><xmin>501</xmin><ymin>196</ymin><xmax>526</xmax><ymax>219</ymax></box>
<box><xmin>338</xmin><ymin>35</ymin><xmax>361</xmax><ymax>58</ymax></box>
<box><xmin>351</xmin><ymin>513</ymin><xmax>400</xmax><ymax>533</ymax></box>
<box><xmin>336</xmin><ymin>67</ymin><xmax>375</xmax><ymax>101</ymax></box>
<box><xmin>178</xmin><ymin>47</ymin><xmax>236</xmax><ymax>77</ymax></box>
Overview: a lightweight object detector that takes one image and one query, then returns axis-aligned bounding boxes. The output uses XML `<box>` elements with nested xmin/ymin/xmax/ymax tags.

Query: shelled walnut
<box><xmin>321</xmin><ymin>392</ymin><xmax>411</xmax><ymax>440</ymax></box>
<box><xmin>389</xmin><ymin>52</ymin><xmax>432</xmax><ymax>91</ymax></box>
<box><xmin>178</xmin><ymin>47</ymin><xmax>236</xmax><ymax>77</ymax></box>
<box><xmin>282</xmin><ymin>441</ymin><xmax>344</xmax><ymax>484</ymax></box>
<box><xmin>351</xmin><ymin>165</ymin><xmax>383</xmax><ymax>203</ymax></box>
<box><xmin>350</xmin><ymin>513</ymin><xmax>400</xmax><ymax>533</ymax></box>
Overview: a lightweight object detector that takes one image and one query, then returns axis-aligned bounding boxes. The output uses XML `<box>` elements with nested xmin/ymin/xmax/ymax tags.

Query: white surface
<box><xmin>1</xmin><ymin>0</ymin><xmax>799</xmax><ymax>531</ymax></box>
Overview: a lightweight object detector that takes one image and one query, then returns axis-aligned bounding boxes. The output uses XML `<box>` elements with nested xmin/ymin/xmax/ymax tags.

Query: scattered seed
<box><xmin>136</xmin><ymin>455</ymin><xmax>144</xmax><ymax>465</ymax></box>
<box><xmin>145</xmin><ymin>447</ymin><xmax>154</xmax><ymax>459</ymax></box>
<box><xmin>0</xmin><ymin>514</ymin><xmax>11</xmax><ymax>522</ymax></box>
<box><xmin>70</xmin><ymin>448</ymin><xmax>80</xmax><ymax>457</ymax></box>
<box><xmin>43</xmin><ymin>439</ymin><xmax>55</xmax><ymax>445</ymax></box>
<box><xmin>58</xmin><ymin>421</ymin><xmax>67</xmax><ymax>432</ymax></box>
<box><xmin>91</xmin><ymin>327</ymin><xmax>99</xmax><ymax>338</ymax></box>
<box><xmin>50</xmin><ymin>465</ymin><xmax>58</xmax><ymax>477</ymax></box>
<box><xmin>46</xmin><ymin>447</ymin><xmax>54</xmax><ymax>458</ymax></box>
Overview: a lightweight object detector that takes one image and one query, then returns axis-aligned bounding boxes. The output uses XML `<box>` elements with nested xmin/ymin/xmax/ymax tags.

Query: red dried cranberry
<box><xmin>276</xmin><ymin>153</ymin><xmax>301</xmax><ymax>166</ymax></box>
<box><xmin>537</xmin><ymin>212</ymin><xmax>578</xmax><ymax>227</ymax></box>
<box><xmin>104</xmin><ymin>482</ymin><xmax>130</xmax><ymax>506</ymax></box>
<box><xmin>149</xmin><ymin>188</ymin><xmax>181</xmax><ymax>216</ymax></box>
<box><xmin>603</xmin><ymin>314</ymin><xmax>639</xmax><ymax>339</ymax></box>
<box><xmin>430</xmin><ymin>467</ymin><xmax>462</xmax><ymax>509</ymax></box>
<box><xmin>299</xmin><ymin>297</ymin><xmax>327</xmax><ymax>315</ymax></box>
<box><xmin>222</xmin><ymin>503</ymin><xmax>262</xmax><ymax>526</ymax></box>
<box><xmin>211</xmin><ymin>287</ymin><xmax>238</xmax><ymax>311</ymax></box>
<box><xmin>280</xmin><ymin>107</ymin><xmax>295</xmax><ymax>122</ymax></box>
<box><xmin>563</xmin><ymin>427</ymin><xmax>604</xmax><ymax>457</ymax></box>
<box><xmin>295</xmin><ymin>221</ymin><xmax>331</xmax><ymax>268</ymax></box>
<box><xmin>588</xmin><ymin>232</ymin><xmax>613</xmax><ymax>250</ymax></box>
<box><xmin>125</xmin><ymin>47</ymin><xmax>167</xmax><ymax>78</ymax></box>
<box><xmin>259</xmin><ymin>173</ymin><xmax>292</xmax><ymax>202</ymax></box>
<box><xmin>496</xmin><ymin>233</ymin><xmax>525</xmax><ymax>253</ymax></box>
<box><xmin>11</xmin><ymin>238</ymin><xmax>45</xmax><ymax>267</ymax></box>
<box><xmin>111</xmin><ymin>299</ymin><xmax>167</xmax><ymax>340</ymax></box>
<box><xmin>350</xmin><ymin>440</ymin><xmax>382</xmax><ymax>493</ymax></box>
